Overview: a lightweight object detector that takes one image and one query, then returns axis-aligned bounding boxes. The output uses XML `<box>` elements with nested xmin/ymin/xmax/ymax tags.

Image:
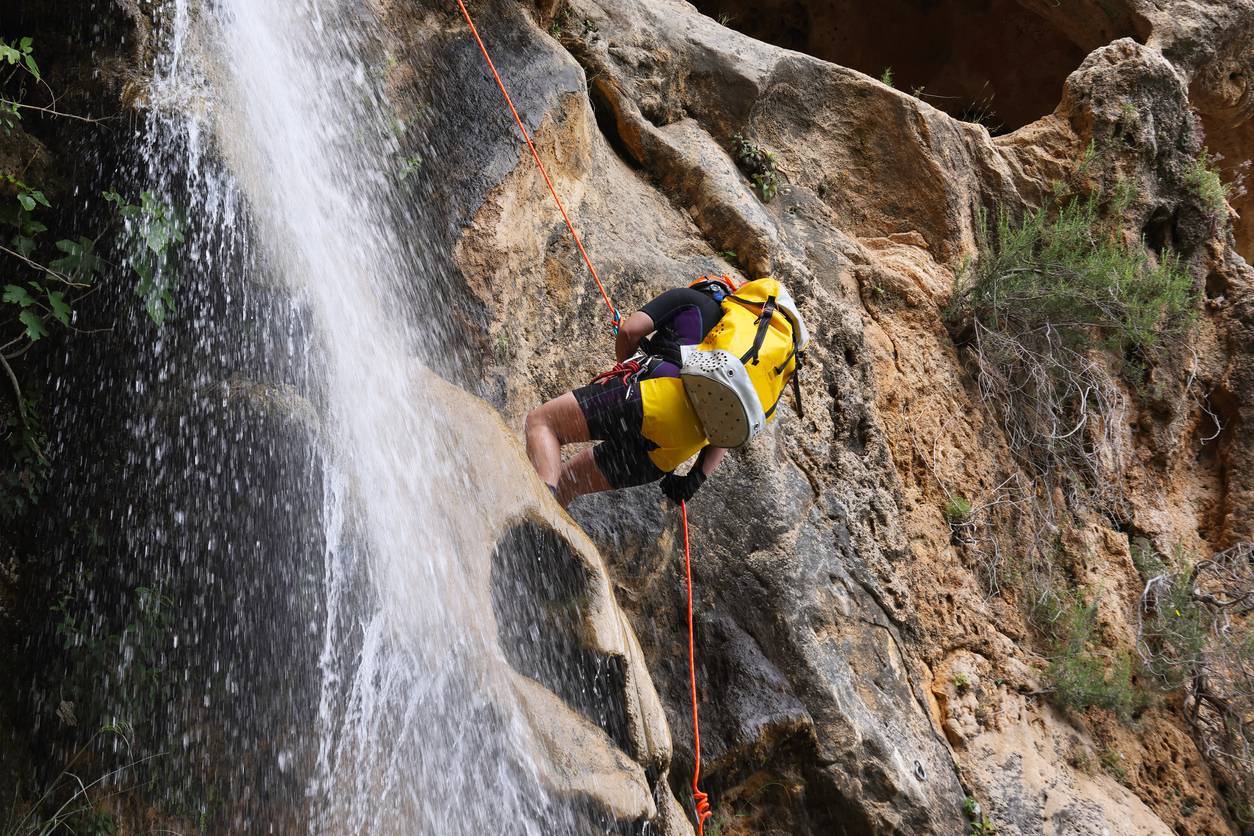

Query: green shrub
<box><xmin>944</xmin><ymin>495</ymin><xmax>973</xmax><ymax>525</ymax></box>
<box><xmin>949</xmin><ymin>188</ymin><xmax>1197</xmax><ymax>497</ymax></box>
<box><xmin>956</xmin><ymin>191</ymin><xmax>1195</xmax><ymax>358</ymax></box>
<box><xmin>1186</xmin><ymin>150</ymin><xmax>1229</xmax><ymax>222</ymax></box>
<box><xmin>1138</xmin><ymin>564</ymin><xmax>1207</xmax><ymax>690</ymax></box>
<box><xmin>1099</xmin><ymin>747</ymin><xmax>1127</xmax><ymax>781</ymax></box>
<box><xmin>1135</xmin><ymin>544</ymin><xmax>1253</xmax><ymax>824</ymax></box>
<box><xmin>1131</xmin><ymin>543</ymin><xmax>1167</xmax><ymax>579</ymax></box>
<box><xmin>1044</xmin><ymin>594</ymin><xmax>1147</xmax><ymax>721</ymax></box>
<box><xmin>963</xmin><ymin>797</ymin><xmax>997</xmax><ymax>835</ymax></box>
<box><xmin>1048</xmin><ymin>646</ymin><xmax>1145</xmax><ymax>721</ymax></box>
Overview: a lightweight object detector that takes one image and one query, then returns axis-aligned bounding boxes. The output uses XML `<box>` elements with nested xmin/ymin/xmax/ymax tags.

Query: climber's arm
<box><xmin>615</xmin><ymin>310</ymin><xmax>655</xmax><ymax>362</ymax></box>
<box><xmin>697</xmin><ymin>445</ymin><xmax>728</xmax><ymax>477</ymax></box>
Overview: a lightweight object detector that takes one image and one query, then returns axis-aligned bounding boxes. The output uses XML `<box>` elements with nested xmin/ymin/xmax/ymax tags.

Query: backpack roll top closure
<box><xmin>772</xmin><ymin>284</ymin><xmax>809</xmax><ymax>350</ymax></box>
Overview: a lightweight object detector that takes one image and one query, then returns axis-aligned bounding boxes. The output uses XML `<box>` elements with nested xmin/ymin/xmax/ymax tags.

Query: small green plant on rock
<box><xmin>956</xmin><ymin>82</ymin><xmax>1002</xmax><ymax>134</ymax></box>
<box><xmin>879</xmin><ymin>67</ymin><xmax>894</xmax><ymax>88</ymax></box>
<box><xmin>547</xmin><ymin>7</ymin><xmax>573</xmax><ymax>38</ymax></box>
<box><xmin>1099</xmin><ymin>746</ymin><xmax>1127</xmax><ymax>781</ymax></box>
<box><xmin>1186</xmin><ymin>149</ymin><xmax>1230</xmax><ymax>223</ymax></box>
<box><xmin>963</xmin><ymin>797</ymin><xmax>997</xmax><ymax>835</ymax></box>
<box><xmin>952</xmin><ymin>671</ymin><xmax>972</xmax><ymax>694</ymax></box>
<box><xmin>944</xmin><ymin>495</ymin><xmax>973</xmax><ymax>526</ymax></box>
<box><xmin>731</xmin><ymin>133</ymin><xmax>779</xmax><ymax>203</ymax></box>
<box><xmin>399</xmin><ymin>153</ymin><xmax>424</xmax><ymax>180</ymax></box>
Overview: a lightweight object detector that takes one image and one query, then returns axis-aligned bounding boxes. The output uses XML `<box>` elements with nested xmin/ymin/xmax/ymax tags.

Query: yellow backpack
<box><xmin>680</xmin><ymin>278</ymin><xmax>809</xmax><ymax>447</ymax></box>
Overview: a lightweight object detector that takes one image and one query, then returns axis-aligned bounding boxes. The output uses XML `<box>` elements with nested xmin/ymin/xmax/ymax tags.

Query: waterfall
<box><xmin>94</xmin><ymin>0</ymin><xmax>580</xmax><ymax>831</ymax></box>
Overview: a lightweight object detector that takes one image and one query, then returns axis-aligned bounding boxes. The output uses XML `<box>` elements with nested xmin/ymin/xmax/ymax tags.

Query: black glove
<box><xmin>659</xmin><ymin>466</ymin><xmax>706</xmax><ymax>504</ymax></box>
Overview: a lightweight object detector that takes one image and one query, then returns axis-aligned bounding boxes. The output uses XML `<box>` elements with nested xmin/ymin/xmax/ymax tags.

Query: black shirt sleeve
<box><xmin>639</xmin><ymin>288</ymin><xmax>724</xmax><ymax>345</ymax></box>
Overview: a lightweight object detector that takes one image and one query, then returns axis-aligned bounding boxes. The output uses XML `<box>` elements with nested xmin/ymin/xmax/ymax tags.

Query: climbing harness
<box><xmin>682</xmin><ymin>500</ymin><xmax>713</xmax><ymax>835</ymax></box>
<box><xmin>452</xmin><ymin>0</ymin><xmax>621</xmax><ymax>335</ymax></box>
<box><xmin>589</xmin><ymin>356</ymin><xmax>652</xmax><ymax>399</ymax></box>
<box><xmin>590</xmin><ymin>357</ymin><xmax>645</xmax><ymax>388</ymax></box>
<box><xmin>454</xmin><ymin>4</ymin><xmax>711</xmax><ymax>828</ymax></box>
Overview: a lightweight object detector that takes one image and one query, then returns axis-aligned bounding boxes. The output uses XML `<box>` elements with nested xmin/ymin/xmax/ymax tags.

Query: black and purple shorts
<box><xmin>573</xmin><ymin>378</ymin><xmax>667</xmax><ymax>489</ymax></box>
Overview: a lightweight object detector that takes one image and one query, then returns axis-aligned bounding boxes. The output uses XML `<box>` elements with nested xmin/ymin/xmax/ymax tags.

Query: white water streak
<box><xmin>142</xmin><ymin>0</ymin><xmax>562</xmax><ymax>831</ymax></box>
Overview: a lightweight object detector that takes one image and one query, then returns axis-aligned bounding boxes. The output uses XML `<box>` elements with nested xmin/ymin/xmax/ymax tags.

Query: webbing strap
<box><xmin>740</xmin><ymin>295</ymin><xmax>777</xmax><ymax>365</ymax></box>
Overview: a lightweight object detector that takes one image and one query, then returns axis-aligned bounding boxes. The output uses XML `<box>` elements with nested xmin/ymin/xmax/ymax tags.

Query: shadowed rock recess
<box><xmin>2</xmin><ymin>0</ymin><xmax>1251</xmax><ymax>832</ymax></box>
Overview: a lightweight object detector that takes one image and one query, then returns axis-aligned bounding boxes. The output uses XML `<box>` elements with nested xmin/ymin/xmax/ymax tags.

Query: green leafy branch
<box><xmin>103</xmin><ymin>190</ymin><xmax>185</xmax><ymax>326</ymax></box>
<box><xmin>1</xmin><ymin>36</ymin><xmax>42</xmax><ymax>134</ymax></box>
<box><xmin>1</xmin><ymin>36</ymin><xmax>109</xmax><ymax>132</ymax></box>
<box><xmin>0</xmin><ymin>180</ymin><xmax>183</xmax><ymax>456</ymax></box>
<box><xmin>1</xmin><ymin>180</ymin><xmax>102</xmax><ymax>347</ymax></box>
<box><xmin>0</xmin><ymin>36</ymin><xmax>40</xmax><ymax>80</ymax></box>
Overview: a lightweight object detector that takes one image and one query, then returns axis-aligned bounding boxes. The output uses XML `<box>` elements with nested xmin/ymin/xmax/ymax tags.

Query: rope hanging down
<box><xmin>452</xmin><ymin>0</ymin><xmax>620</xmax><ymax>333</ymax></box>
<box><xmin>682</xmin><ymin>500</ymin><xmax>713</xmax><ymax>834</ymax></box>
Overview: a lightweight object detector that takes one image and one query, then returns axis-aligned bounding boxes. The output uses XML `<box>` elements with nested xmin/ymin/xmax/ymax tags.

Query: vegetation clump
<box><xmin>1041</xmin><ymin>591</ymin><xmax>1147</xmax><ymax>721</ymax></box>
<box><xmin>103</xmin><ymin>189</ymin><xmax>185</xmax><ymax>326</ymax></box>
<box><xmin>949</xmin><ymin>186</ymin><xmax>1197</xmax><ymax>503</ymax></box>
<box><xmin>1136</xmin><ymin>543</ymin><xmax>1253</xmax><ymax>824</ymax></box>
<box><xmin>963</xmin><ymin>796</ymin><xmax>997</xmax><ymax>835</ymax></box>
<box><xmin>0</xmin><ymin>39</ymin><xmax>185</xmax><ymax>522</ymax></box>
<box><xmin>1185</xmin><ymin>150</ymin><xmax>1230</xmax><ymax>223</ymax></box>
<box><xmin>731</xmin><ymin>133</ymin><xmax>779</xmax><ymax>203</ymax></box>
<box><xmin>944</xmin><ymin>495</ymin><xmax>973</xmax><ymax>526</ymax></box>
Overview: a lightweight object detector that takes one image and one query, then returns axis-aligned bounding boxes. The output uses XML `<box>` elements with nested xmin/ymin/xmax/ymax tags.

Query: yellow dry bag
<box><xmin>680</xmin><ymin>278</ymin><xmax>809</xmax><ymax>447</ymax></box>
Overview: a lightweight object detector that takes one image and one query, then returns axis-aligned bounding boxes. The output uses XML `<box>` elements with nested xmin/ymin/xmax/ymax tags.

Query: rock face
<box><xmin>374</xmin><ymin>0</ymin><xmax>1253</xmax><ymax>833</ymax></box>
<box><xmin>9</xmin><ymin>0</ymin><xmax>1249</xmax><ymax>832</ymax></box>
<box><xmin>412</xmin><ymin>368</ymin><xmax>692</xmax><ymax>833</ymax></box>
<box><xmin>227</xmin><ymin>368</ymin><xmax>694</xmax><ymax>834</ymax></box>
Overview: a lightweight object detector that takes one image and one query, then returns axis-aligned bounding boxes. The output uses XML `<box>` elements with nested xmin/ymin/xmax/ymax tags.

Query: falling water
<box><xmin>48</xmin><ymin>0</ymin><xmax>606</xmax><ymax>831</ymax></box>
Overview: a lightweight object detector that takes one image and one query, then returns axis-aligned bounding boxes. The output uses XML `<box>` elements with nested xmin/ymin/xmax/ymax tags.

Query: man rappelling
<box><xmin>524</xmin><ymin>274</ymin><xmax>808</xmax><ymax>507</ymax></box>
<box><xmin>447</xmin><ymin>0</ymin><xmax>808</xmax><ymax>511</ymax></box>
<box><xmin>452</xmin><ymin>3</ymin><xmax>808</xmax><ymax>830</ymax></box>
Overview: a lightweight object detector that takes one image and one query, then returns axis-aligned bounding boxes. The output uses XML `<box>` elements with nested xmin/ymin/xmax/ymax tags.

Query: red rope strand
<box><xmin>452</xmin><ymin>0</ymin><xmax>619</xmax><ymax>332</ymax></box>
<box><xmin>682</xmin><ymin>500</ymin><xmax>713</xmax><ymax>834</ymax></box>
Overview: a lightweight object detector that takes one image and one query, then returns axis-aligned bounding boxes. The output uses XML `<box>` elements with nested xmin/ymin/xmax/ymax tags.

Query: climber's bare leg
<box><xmin>554</xmin><ymin>447</ymin><xmax>613</xmax><ymax>507</ymax></box>
<box><xmin>524</xmin><ymin>392</ymin><xmax>590</xmax><ymax>488</ymax></box>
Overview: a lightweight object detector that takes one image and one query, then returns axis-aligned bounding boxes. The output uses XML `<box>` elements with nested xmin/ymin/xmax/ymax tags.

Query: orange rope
<box><xmin>452</xmin><ymin>0</ymin><xmax>620</xmax><ymax>332</ymax></box>
<box><xmin>456</xmin><ymin>4</ymin><xmax>707</xmax><ymax>826</ymax></box>
<box><xmin>682</xmin><ymin>500</ymin><xmax>713</xmax><ymax>834</ymax></box>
